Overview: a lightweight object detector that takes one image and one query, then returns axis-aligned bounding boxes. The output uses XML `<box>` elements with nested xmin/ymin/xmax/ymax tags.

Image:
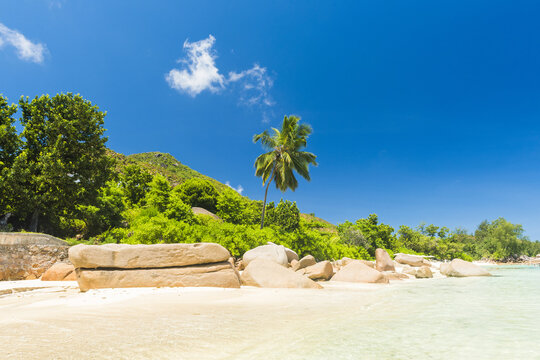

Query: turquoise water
<box><xmin>1</xmin><ymin>265</ymin><xmax>539</xmax><ymax>359</ymax></box>
<box><xmin>219</xmin><ymin>265</ymin><xmax>540</xmax><ymax>360</ymax></box>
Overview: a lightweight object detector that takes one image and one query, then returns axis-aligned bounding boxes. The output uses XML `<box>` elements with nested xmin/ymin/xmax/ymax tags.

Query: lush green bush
<box><xmin>265</xmin><ymin>200</ymin><xmax>300</xmax><ymax>232</ymax></box>
<box><xmin>145</xmin><ymin>174</ymin><xmax>171</xmax><ymax>212</ymax></box>
<box><xmin>119</xmin><ymin>164</ymin><xmax>152</xmax><ymax>206</ymax></box>
<box><xmin>175</xmin><ymin>178</ymin><xmax>219</xmax><ymax>213</ymax></box>
<box><xmin>166</xmin><ymin>191</ymin><xmax>196</xmax><ymax>224</ymax></box>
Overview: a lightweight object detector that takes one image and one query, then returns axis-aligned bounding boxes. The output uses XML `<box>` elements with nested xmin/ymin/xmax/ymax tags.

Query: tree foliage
<box><xmin>253</xmin><ymin>115</ymin><xmax>317</xmax><ymax>228</ymax></box>
<box><xmin>5</xmin><ymin>93</ymin><xmax>112</xmax><ymax>233</ymax></box>
<box><xmin>175</xmin><ymin>178</ymin><xmax>219</xmax><ymax>213</ymax></box>
<box><xmin>0</xmin><ymin>95</ymin><xmax>21</xmax><ymax>216</ymax></box>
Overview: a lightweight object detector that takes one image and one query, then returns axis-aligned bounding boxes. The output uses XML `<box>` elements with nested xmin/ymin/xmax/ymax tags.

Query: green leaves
<box><xmin>253</xmin><ymin>115</ymin><xmax>318</xmax><ymax>192</ymax></box>
<box><xmin>3</xmin><ymin>93</ymin><xmax>112</xmax><ymax>233</ymax></box>
<box><xmin>175</xmin><ymin>178</ymin><xmax>219</xmax><ymax>213</ymax></box>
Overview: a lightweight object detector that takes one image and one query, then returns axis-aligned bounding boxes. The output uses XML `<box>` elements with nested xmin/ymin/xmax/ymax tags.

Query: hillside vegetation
<box><xmin>1</xmin><ymin>93</ymin><xmax>539</xmax><ymax>262</ymax></box>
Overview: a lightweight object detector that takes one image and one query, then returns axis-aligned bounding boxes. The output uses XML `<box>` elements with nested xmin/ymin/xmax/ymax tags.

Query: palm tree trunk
<box><xmin>260</xmin><ymin>179</ymin><xmax>272</xmax><ymax>229</ymax></box>
<box><xmin>260</xmin><ymin>164</ymin><xmax>276</xmax><ymax>229</ymax></box>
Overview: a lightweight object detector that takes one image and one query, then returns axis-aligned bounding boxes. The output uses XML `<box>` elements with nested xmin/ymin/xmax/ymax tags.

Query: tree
<box><xmin>352</xmin><ymin>214</ymin><xmax>398</xmax><ymax>256</ymax></box>
<box><xmin>175</xmin><ymin>178</ymin><xmax>219</xmax><ymax>213</ymax></box>
<box><xmin>265</xmin><ymin>199</ymin><xmax>300</xmax><ymax>232</ymax></box>
<box><xmin>253</xmin><ymin>115</ymin><xmax>317</xmax><ymax>229</ymax></box>
<box><xmin>166</xmin><ymin>191</ymin><xmax>196</xmax><ymax>224</ymax></box>
<box><xmin>120</xmin><ymin>164</ymin><xmax>153</xmax><ymax>206</ymax></box>
<box><xmin>9</xmin><ymin>93</ymin><xmax>112</xmax><ymax>233</ymax></box>
<box><xmin>145</xmin><ymin>174</ymin><xmax>171</xmax><ymax>212</ymax></box>
<box><xmin>0</xmin><ymin>95</ymin><xmax>20</xmax><ymax>220</ymax></box>
<box><xmin>216</xmin><ymin>189</ymin><xmax>247</xmax><ymax>224</ymax></box>
<box><xmin>475</xmin><ymin>218</ymin><xmax>528</xmax><ymax>259</ymax></box>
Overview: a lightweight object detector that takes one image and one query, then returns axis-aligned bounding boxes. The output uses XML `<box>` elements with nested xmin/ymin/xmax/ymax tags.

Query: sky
<box><xmin>1</xmin><ymin>0</ymin><xmax>540</xmax><ymax>240</ymax></box>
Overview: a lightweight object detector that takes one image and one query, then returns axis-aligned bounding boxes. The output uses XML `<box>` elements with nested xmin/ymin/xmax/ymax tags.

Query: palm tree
<box><xmin>253</xmin><ymin>115</ymin><xmax>318</xmax><ymax>229</ymax></box>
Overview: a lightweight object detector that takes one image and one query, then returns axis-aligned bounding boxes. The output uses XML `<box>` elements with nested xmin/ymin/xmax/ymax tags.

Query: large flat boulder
<box><xmin>395</xmin><ymin>254</ymin><xmax>425</xmax><ymax>267</ymax></box>
<box><xmin>242</xmin><ymin>244</ymin><xmax>288</xmax><ymax>267</ymax></box>
<box><xmin>440</xmin><ymin>259</ymin><xmax>491</xmax><ymax>277</ymax></box>
<box><xmin>241</xmin><ymin>259</ymin><xmax>322</xmax><ymax>289</ymax></box>
<box><xmin>69</xmin><ymin>243</ymin><xmax>231</xmax><ymax>269</ymax></box>
<box><xmin>331</xmin><ymin>260</ymin><xmax>389</xmax><ymax>284</ymax></box>
<box><xmin>0</xmin><ymin>235</ymin><xmax>69</xmax><ymax>280</ymax></box>
<box><xmin>41</xmin><ymin>262</ymin><xmax>76</xmax><ymax>281</ymax></box>
<box><xmin>375</xmin><ymin>248</ymin><xmax>395</xmax><ymax>272</ymax></box>
<box><xmin>75</xmin><ymin>262</ymin><xmax>240</xmax><ymax>291</ymax></box>
<box><xmin>0</xmin><ymin>232</ymin><xmax>67</xmax><ymax>246</ymax></box>
<box><xmin>300</xmin><ymin>261</ymin><xmax>334</xmax><ymax>281</ymax></box>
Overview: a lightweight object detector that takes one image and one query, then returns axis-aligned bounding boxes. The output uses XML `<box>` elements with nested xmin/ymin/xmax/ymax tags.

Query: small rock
<box><xmin>241</xmin><ymin>259</ymin><xmax>322</xmax><ymax>289</ymax></box>
<box><xmin>302</xmin><ymin>261</ymin><xmax>334</xmax><ymax>281</ymax></box>
<box><xmin>415</xmin><ymin>266</ymin><xmax>433</xmax><ymax>279</ymax></box>
<box><xmin>395</xmin><ymin>254</ymin><xmax>425</xmax><ymax>267</ymax></box>
<box><xmin>331</xmin><ymin>260</ymin><xmax>388</xmax><ymax>284</ymax></box>
<box><xmin>292</xmin><ymin>255</ymin><xmax>317</xmax><ymax>271</ymax></box>
<box><xmin>41</xmin><ymin>262</ymin><xmax>76</xmax><ymax>281</ymax></box>
<box><xmin>440</xmin><ymin>259</ymin><xmax>491</xmax><ymax>277</ymax></box>
<box><xmin>375</xmin><ymin>248</ymin><xmax>395</xmax><ymax>272</ymax></box>
<box><xmin>243</xmin><ymin>244</ymin><xmax>289</xmax><ymax>267</ymax></box>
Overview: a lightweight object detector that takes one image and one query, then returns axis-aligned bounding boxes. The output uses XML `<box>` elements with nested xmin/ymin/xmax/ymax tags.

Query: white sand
<box><xmin>0</xmin><ymin>274</ymin><xmax>449</xmax><ymax>360</ymax></box>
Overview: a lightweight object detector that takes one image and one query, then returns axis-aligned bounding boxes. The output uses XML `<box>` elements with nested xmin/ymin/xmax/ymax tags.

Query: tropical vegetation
<box><xmin>1</xmin><ymin>93</ymin><xmax>539</xmax><ymax>261</ymax></box>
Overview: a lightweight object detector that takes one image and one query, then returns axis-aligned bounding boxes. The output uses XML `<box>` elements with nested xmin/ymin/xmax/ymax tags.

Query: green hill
<box><xmin>108</xmin><ymin>149</ymin><xmax>337</xmax><ymax>231</ymax></box>
<box><xmin>108</xmin><ymin>150</ymin><xmax>228</xmax><ymax>191</ymax></box>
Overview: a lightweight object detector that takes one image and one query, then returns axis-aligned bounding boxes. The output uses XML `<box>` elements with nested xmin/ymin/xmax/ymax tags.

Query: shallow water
<box><xmin>1</xmin><ymin>266</ymin><xmax>539</xmax><ymax>359</ymax></box>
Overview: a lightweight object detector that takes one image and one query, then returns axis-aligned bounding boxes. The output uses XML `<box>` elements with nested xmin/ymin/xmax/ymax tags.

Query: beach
<box><xmin>1</xmin><ymin>265</ymin><xmax>539</xmax><ymax>360</ymax></box>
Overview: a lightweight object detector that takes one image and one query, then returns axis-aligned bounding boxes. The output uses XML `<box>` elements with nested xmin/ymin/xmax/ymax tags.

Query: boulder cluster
<box><xmin>68</xmin><ymin>243</ymin><xmax>241</xmax><ymax>291</ymax></box>
<box><xmin>1</xmin><ymin>237</ymin><xmax>492</xmax><ymax>291</ymax></box>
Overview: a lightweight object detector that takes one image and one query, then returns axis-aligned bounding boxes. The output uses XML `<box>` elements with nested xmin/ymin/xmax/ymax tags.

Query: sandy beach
<box><xmin>2</xmin><ymin>267</ymin><xmax>539</xmax><ymax>360</ymax></box>
<box><xmin>0</xmin><ymin>279</ymin><xmax>418</xmax><ymax>360</ymax></box>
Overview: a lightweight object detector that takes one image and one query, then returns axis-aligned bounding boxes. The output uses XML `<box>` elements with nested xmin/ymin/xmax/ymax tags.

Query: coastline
<box><xmin>2</xmin><ymin>265</ymin><xmax>539</xmax><ymax>360</ymax></box>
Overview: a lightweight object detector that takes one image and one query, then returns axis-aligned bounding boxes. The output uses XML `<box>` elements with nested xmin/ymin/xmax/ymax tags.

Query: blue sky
<box><xmin>1</xmin><ymin>0</ymin><xmax>540</xmax><ymax>240</ymax></box>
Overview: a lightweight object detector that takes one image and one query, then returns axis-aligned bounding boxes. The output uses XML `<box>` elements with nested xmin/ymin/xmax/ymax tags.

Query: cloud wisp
<box><xmin>166</xmin><ymin>35</ymin><xmax>274</xmax><ymax>111</ymax></box>
<box><xmin>0</xmin><ymin>23</ymin><xmax>47</xmax><ymax>63</ymax></box>
<box><xmin>225</xmin><ymin>181</ymin><xmax>244</xmax><ymax>195</ymax></box>
<box><xmin>228</xmin><ymin>64</ymin><xmax>274</xmax><ymax>108</ymax></box>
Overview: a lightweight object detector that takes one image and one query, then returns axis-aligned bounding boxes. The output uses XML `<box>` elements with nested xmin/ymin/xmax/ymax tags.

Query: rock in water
<box><xmin>41</xmin><ymin>262</ymin><xmax>76</xmax><ymax>281</ymax></box>
<box><xmin>243</xmin><ymin>244</ymin><xmax>289</xmax><ymax>267</ymax></box>
<box><xmin>375</xmin><ymin>248</ymin><xmax>395</xmax><ymax>272</ymax></box>
<box><xmin>331</xmin><ymin>261</ymin><xmax>389</xmax><ymax>284</ymax></box>
<box><xmin>394</xmin><ymin>254</ymin><xmax>425</xmax><ymax>267</ymax></box>
<box><xmin>241</xmin><ymin>259</ymin><xmax>322</xmax><ymax>289</ymax></box>
<box><xmin>415</xmin><ymin>266</ymin><xmax>433</xmax><ymax>278</ymax></box>
<box><xmin>440</xmin><ymin>259</ymin><xmax>491</xmax><ymax>277</ymax></box>
<box><xmin>76</xmin><ymin>262</ymin><xmax>240</xmax><ymax>291</ymax></box>
<box><xmin>301</xmin><ymin>261</ymin><xmax>334</xmax><ymax>280</ymax></box>
<box><xmin>292</xmin><ymin>255</ymin><xmax>317</xmax><ymax>271</ymax></box>
<box><xmin>69</xmin><ymin>243</ymin><xmax>231</xmax><ymax>269</ymax></box>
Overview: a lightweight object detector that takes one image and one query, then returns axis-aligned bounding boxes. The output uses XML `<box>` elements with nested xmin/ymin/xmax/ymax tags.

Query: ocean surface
<box><xmin>1</xmin><ymin>265</ymin><xmax>539</xmax><ymax>359</ymax></box>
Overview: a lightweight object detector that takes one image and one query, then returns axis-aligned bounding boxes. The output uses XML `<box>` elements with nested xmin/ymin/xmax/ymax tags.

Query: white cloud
<box><xmin>0</xmin><ymin>23</ymin><xmax>46</xmax><ymax>63</ymax></box>
<box><xmin>166</xmin><ymin>35</ymin><xmax>224</xmax><ymax>96</ymax></box>
<box><xmin>228</xmin><ymin>64</ymin><xmax>274</xmax><ymax>107</ymax></box>
<box><xmin>225</xmin><ymin>181</ymin><xmax>244</xmax><ymax>195</ymax></box>
<box><xmin>166</xmin><ymin>35</ymin><xmax>274</xmax><ymax>112</ymax></box>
